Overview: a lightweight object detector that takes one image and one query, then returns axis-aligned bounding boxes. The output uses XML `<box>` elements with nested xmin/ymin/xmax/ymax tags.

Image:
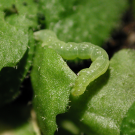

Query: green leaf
<box><xmin>31</xmin><ymin>46</ymin><xmax>76</xmax><ymax>135</ymax></box>
<box><xmin>38</xmin><ymin>0</ymin><xmax>128</xmax><ymax>45</ymax></box>
<box><xmin>0</xmin><ymin>11</ymin><xmax>28</xmax><ymax>70</ymax></box>
<box><xmin>0</xmin><ymin>0</ymin><xmax>38</xmax><ymax>71</ymax></box>
<box><xmin>0</xmin><ymin>29</ymin><xmax>35</xmax><ymax>106</ymax></box>
<box><xmin>0</xmin><ymin>1</ymin><xmax>36</xmax><ymax>105</ymax></box>
<box><xmin>68</xmin><ymin>49</ymin><xmax>135</xmax><ymax>135</ymax></box>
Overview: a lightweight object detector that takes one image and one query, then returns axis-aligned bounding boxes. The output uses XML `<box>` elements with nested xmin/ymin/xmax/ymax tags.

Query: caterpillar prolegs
<box><xmin>34</xmin><ymin>30</ymin><xmax>109</xmax><ymax>96</ymax></box>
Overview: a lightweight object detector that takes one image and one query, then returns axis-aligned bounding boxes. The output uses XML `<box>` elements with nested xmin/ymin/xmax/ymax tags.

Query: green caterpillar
<box><xmin>34</xmin><ymin>30</ymin><xmax>109</xmax><ymax>96</ymax></box>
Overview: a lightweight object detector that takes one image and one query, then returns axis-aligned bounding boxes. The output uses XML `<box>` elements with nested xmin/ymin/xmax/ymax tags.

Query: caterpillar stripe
<box><xmin>34</xmin><ymin>30</ymin><xmax>109</xmax><ymax>96</ymax></box>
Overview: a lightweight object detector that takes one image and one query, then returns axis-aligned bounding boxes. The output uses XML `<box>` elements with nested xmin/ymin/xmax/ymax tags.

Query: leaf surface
<box><xmin>31</xmin><ymin>46</ymin><xmax>76</xmax><ymax>135</ymax></box>
<box><xmin>0</xmin><ymin>11</ymin><xmax>28</xmax><ymax>70</ymax></box>
<box><xmin>0</xmin><ymin>29</ymin><xmax>35</xmax><ymax>106</ymax></box>
<box><xmin>38</xmin><ymin>0</ymin><xmax>128</xmax><ymax>45</ymax></box>
<box><xmin>69</xmin><ymin>49</ymin><xmax>135</xmax><ymax>135</ymax></box>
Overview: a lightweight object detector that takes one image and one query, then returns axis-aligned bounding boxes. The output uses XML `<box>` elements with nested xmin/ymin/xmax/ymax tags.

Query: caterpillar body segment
<box><xmin>34</xmin><ymin>30</ymin><xmax>109</xmax><ymax>96</ymax></box>
<box><xmin>71</xmin><ymin>57</ymin><xmax>109</xmax><ymax>96</ymax></box>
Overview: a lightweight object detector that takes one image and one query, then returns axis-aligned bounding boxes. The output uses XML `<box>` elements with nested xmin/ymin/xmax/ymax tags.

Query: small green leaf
<box><xmin>31</xmin><ymin>45</ymin><xmax>76</xmax><ymax>135</ymax></box>
<box><xmin>0</xmin><ymin>0</ymin><xmax>38</xmax><ymax>71</ymax></box>
<box><xmin>0</xmin><ymin>29</ymin><xmax>35</xmax><ymax>106</ymax></box>
<box><xmin>0</xmin><ymin>2</ymin><xmax>36</xmax><ymax>105</ymax></box>
<box><xmin>0</xmin><ymin>11</ymin><xmax>28</xmax><ymax>70</ymax></box>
